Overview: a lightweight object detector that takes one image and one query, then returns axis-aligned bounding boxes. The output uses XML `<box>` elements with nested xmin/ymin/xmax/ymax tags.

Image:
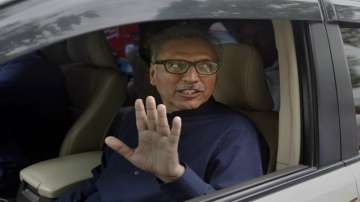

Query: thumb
<box><xmin>105</xmin><ymin>136</ymin><xmax>134</xmax><ymax>160</ymax></box>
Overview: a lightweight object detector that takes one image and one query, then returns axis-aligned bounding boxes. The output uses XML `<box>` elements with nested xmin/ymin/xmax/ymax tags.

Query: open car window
<box><xmin>1</xmin><ymin>19</ymin><xmax>308</xmax><ymax>202</ymax></box>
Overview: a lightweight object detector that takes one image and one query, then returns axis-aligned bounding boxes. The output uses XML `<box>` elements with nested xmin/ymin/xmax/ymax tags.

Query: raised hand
<box><xmin>105</xmin><ymin>96</ymin><xmax>184</xmax><ymax>182</ymax></box>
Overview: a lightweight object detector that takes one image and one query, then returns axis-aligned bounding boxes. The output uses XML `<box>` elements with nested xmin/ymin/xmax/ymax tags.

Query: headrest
<box><xmin>214</xmin><ymin>43</ymin><xmax>273</xmax><ymax>111</ymax></box>
<box><xmin>67</xmin><ymin>31</ymin><xmax>117</xmax><ymax>69</ymax></box>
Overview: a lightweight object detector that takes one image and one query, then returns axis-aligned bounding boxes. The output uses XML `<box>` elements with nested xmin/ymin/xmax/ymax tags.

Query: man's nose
<box><xmin>181</xmin><ymin>66</ymin><xmax>200</xmax><ymax>82</ymax></box>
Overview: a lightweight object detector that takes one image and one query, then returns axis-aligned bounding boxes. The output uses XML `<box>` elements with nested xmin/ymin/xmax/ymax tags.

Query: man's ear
<box><xmin>149</xmin><ymin>64</ymin><xmax>156</xmax><ymax>86</ymax></box>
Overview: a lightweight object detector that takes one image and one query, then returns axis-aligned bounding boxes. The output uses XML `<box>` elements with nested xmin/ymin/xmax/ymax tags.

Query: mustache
<box><xmin>176</xmin><ymin>83</ymin><xmax>205</xmax><ymax>91</ymax></box>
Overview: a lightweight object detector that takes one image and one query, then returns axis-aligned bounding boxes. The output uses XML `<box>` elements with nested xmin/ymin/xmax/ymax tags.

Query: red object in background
<box><xmin>104</xmin><ymin>24</ymin><xmax>139</xmax><ymax>58</ymax></box>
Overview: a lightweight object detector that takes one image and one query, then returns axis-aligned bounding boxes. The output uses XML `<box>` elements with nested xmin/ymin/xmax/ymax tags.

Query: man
<box><xmin>58</xmin><ymin>24</ymin><xmax>263</xmax><ymax>202</ymax></box>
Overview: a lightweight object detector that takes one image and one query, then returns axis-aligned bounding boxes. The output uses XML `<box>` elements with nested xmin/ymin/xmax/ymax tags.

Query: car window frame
<box><xmin>326</xmin><ymin>22</ymin><xmax>359</xmax><ymax>160</ymax></box>
<box><xmin>0</xmin><ymin>0</ymin><xmax>321</xmax><ymax>64</ymax></box>
<box><xmin>304</xmin><ymin>21</ymin><xmax>342</xmax><ymax>167</ymax></box>
<box><xmin>321</xmin><ymin>0</ymin><xmax>360</xmax><ymax>165</ymax></box>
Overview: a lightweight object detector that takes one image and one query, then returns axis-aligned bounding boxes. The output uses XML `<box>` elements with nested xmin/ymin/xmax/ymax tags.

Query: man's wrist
<box><xmin>157</xmin><ymin>164</ymin><xmax>185</xmax><ymax>183</ymax></box>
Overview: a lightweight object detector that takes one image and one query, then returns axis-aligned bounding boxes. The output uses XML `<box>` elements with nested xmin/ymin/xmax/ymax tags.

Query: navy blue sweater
<box><xmin>57</xmin><ymin>98</ymin><xmax>263</xmax><ymax>202</ymax></box>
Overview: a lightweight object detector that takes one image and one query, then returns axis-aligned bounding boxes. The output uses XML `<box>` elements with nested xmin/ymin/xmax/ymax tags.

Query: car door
<box><xmin>241</xmin><ymin>21</ymin><xmax>359</xmax><ymax>202</ymax></box>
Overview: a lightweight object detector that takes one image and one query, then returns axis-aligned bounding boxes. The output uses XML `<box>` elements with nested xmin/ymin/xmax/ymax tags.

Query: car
<box><xmin>0</xmin><ymin>0</ymin><xmax>360</xmax><ymax>201</ymax></box>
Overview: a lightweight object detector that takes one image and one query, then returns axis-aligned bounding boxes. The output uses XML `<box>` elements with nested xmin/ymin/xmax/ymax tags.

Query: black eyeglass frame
<box><xmin>152</xmin><ymin>59</ymin><xmax>219</xmax><ymax>75</ymax></box>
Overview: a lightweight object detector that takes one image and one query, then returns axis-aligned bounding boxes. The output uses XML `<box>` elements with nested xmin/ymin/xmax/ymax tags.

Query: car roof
<box><xmin>0</xmin><ymin>0</ymin><xmax>321</xmax><ymax>63</ymax></box>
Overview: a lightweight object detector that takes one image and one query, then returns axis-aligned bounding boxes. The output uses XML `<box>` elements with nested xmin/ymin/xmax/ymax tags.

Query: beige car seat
<box><xmin>59</xmin><ymin>31</ymin><xmax>128</xmax><ymax>156</ymax></box>
<box><xmin>214</xmin><ymin>43</ymin><xmax>278</xmax><ymax>173</ymax></box>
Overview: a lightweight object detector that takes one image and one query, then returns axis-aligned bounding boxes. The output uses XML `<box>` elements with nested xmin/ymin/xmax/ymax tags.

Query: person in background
<box><xmin>0</xmin><ymin>52</ymin><xmax>69</xmax><ymax>197</ymax></box>
<box><xmin>104</xmin><ymin>24</ymin><xmax>140</xmax><ymax>76</ymax></box>
<box><xmin>208</xmin><ymin>22</ymin><xmax>237</xmax><ymax>44</ymax></box>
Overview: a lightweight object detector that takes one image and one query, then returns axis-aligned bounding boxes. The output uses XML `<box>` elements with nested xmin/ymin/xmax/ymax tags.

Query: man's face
<box><xmin>149</xmin><ymin>38</ymin><xmax>217</xmax><ymax>113</ymax></box>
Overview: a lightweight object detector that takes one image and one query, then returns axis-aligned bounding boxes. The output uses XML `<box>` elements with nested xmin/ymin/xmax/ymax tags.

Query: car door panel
<box><xmin>254</xmin><ymin>166</ymin><xmax>358</xmax><ymax>202</ymax></box>
<box><xmin>348</xmin><ymin>160</ymin><xmax>360</xmax><ymax>200</ymax></box>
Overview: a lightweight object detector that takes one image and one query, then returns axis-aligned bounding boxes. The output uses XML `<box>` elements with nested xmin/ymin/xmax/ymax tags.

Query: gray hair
<box><xmin>149</xmin><ymin>24</ymin><xmax>221</xmax><ymax>63</ymax></box>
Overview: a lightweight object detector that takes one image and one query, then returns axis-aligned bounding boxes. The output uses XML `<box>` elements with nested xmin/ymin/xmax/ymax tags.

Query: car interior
<box><xmin>0</xmin><ymin>19</ymin><xmax>301</xmax><ymax>202</ymax></box>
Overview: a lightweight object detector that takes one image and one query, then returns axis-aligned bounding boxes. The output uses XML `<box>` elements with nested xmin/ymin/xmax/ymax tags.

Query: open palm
<box><xmin>105</xmin><ymin>96</ymin><xmax>184</xmax><ymax>182</ymax></box>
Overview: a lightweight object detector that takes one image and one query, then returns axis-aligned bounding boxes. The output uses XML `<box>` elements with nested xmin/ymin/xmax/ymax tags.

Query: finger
<box><xmin>135</xmin><ymin>99</ymin><xmax>147</xmax><ymax>132</ymax></box>
<box><xmin>105</xmin><ymin>136</ymin><xmax>134</xmax><ymax>160</ymax></box>
<box><xmin>170</xmin><ymin>116</ymin><xmax>182</xmax><ymax>141</ymax></box>
<box><xmin>157</xmin><ymin>104</ymin><xmax>170</xmax><ymax>136</ymax></box>
<box><xmin>146</xmin><ymin>96</ymin><xmax>157</xmax><ymax>130</ymax></box>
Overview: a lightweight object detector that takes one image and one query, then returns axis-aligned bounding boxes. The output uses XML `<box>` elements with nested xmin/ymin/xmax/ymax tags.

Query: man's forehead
<box><xmin>161</xmin><ymin>37</ymin><xmax>211</xmax><ymax>47</ymax></box>
<box><xmin>158</xmin><ymin>38</ymin><xmax>218</xmax><ymax>60</ymax></box>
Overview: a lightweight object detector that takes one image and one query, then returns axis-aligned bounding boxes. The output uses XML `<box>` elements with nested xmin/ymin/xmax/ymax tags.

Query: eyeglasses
<box><xmin>153</xmin><ymin>59</ymin><xmax>219</xmax><ymax>75</ymax></box>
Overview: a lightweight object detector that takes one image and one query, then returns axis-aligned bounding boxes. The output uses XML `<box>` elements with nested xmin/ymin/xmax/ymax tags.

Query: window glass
<box><xmin>340</xmin><ymin>27</ymin><xmax>360</xmax><ymax>148</ymax></box>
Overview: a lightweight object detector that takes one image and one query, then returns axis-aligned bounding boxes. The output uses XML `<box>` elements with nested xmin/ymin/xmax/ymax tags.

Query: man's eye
<box><xmin>197</xmin><ymin>62</ymin><xmax>213</xmax><ymax>72</ymax></box>
<box><xmin>167</xmin><ymin>62</ymin><xmax>187</xmax><ymax>71</ymax></box>
<box><xmin>169</xmin><ymin>63</ymin><xmax>180</xmax><ymax>68</ymax></box>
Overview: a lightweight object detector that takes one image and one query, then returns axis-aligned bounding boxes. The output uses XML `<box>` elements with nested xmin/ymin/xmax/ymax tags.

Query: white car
<box><xmin>0</xmin><ymin>0</ymin><xmax>360</xmax><ymax>201</ymax></box>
